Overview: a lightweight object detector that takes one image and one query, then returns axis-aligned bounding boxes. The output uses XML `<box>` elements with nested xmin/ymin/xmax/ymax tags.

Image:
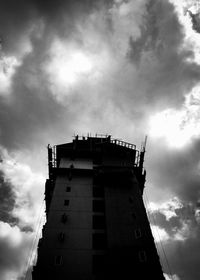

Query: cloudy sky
<box><xmin>0</xmin><ymin>0</ymin><xmax>200</xmax><ymax>279</ymax></box>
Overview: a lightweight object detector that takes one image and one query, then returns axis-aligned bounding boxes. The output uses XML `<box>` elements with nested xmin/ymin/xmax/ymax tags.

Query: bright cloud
<box><xmin>164</xmin><ymin>273</ymin><xmax>181</xmax><ymax>280</ymax></box>
<box><xmin>147</xmin><ymin>197</ymin><xmax>183</xmax><ymax>220</ymax></box>
<box><xmin>47</xmin><ymin>41</ymin><xmax>93</xmax><ymax>85</ymax></box>
<box><xmin>147</xmin><ymin>196</ymin><xmax>199</xmax><ymax>242</ymax></box>
<box><xmin>171</xmin><ymin>0</ymin><xmax>200</xmax><ymax>64</ymax></box>
<box><xmin>0</xmin><ymin>222</ymin><xmax>23</xmax><ymax>247</ymax></box>
<box><xmin>0</xmin><ymin>147</ymin><xmax>45</xmax><ymax>229</ymax></box>
<box><xmin>149</xmin><ymin>85</ymin><xmax>200</xmax><ymax>148</ymax></box>
<box><xmin>0</xmin><ymin>54</ymin><xmax>20</xmax><ymax>94</ymax></box>
<box><xmin>0</xmin><ymin>221</ymin><xmax>34</xmax><ymax>280</ymax></box>
<box><xmin>151</xmin><ymin>225</ymin><xmax>170</xmax><ymax>242</ymax></box>
<box><xmin>44</xmin><ymin>37</ymin><xmax>111</xmax><ymax>101</ymax></box>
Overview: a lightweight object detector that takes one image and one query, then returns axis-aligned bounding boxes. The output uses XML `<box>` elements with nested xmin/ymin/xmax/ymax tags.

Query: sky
<box><xmin>0</xmin><ymin>0</ymin><xmax>200</xmax><ymax>279</ymax></box>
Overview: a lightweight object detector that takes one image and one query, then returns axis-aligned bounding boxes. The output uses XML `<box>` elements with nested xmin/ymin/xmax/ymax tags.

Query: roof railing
<box><xmin>110</xmin><ymin>139</ymin><xmax>136</xmax><ymax>150</ymax></box>
<box><xmin>73</xmin><ymin>134</ymin><xmax>136</xmax><ymax>150</ymax></box>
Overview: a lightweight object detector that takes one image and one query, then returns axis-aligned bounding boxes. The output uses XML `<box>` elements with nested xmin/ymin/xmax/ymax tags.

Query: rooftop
<box><xmin>72</xmin><ymin>134</ymin><xmax>136</xmax><ymax>150</ymax></box>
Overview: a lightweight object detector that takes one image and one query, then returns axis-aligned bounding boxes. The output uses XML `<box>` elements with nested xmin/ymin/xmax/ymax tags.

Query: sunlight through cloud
<box><xmin>149</xmin><ymin>85</ymin><xmax>200</xmax><ymax>148</ymax></box>
<box><xmin>44</xmin><ymin>39</ymin><xmax>95</xmax><ymax>91</ymax></box>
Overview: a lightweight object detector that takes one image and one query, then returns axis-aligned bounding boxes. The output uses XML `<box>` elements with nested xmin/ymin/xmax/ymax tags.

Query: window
<box><xmin>61</xmin><ymin>213</ymin><xmax>68</xmax><ymax>223</ymax></box>
<box><xmin>66</xmin><ymin>186</ymin><xmax>71</xmax><ymax>192</ymax></box>
<box><xmin>64</xmin><ymin>199</ymin><xmax>69</xmax><ymax>206</ymax></box>
<box><xmin>139</xmin><ymin>250</ymin><xmax>147</xmax><ymax>262</ymax></box>
<box><xmin>93</xmin><ymin>255</ymin><xmax>105</xmax><ymax>274</ymax></box>
<box><xmin>135</xmin><ymin>228</ymin><xmax>142</xmax><ymax>239</ymax></box>
<box><xmin>58</xmin><ymin>232</ymin><xmax>65</xmax><ymax>242</ymax></box>
<box><xmin>93</xmin><ymin>187</ymin><xmax>104</xmax><ymax>198</ymax></box>
<box><xmin>93</xmin><ymin>200</ymin><xmax>105</xmax><ymax>212</ymax></box>
<box><xmin>132</xmin><ymin>212</ymin><xmax>136</xmax><ymax>220</ymax></box>
<box><xmin>54</xmin><ymin>255</ymin><xmax>63</xmax><ymax>265</ymax></box>
<box><xmin>93</xmin><ymin>215</ymin><xmax>106</xmax><ymax>229</ymax></box>
<box><xmin>129</xmin><ymin>196</ymin><xmax>134</xmax><ymax>203</ymax></box>
<box><xmin>68</xmin><ymin>172</ymin><xmax>72</xmax><ymax>181</ymax></box>
<box><xmin>93</xmin><ymin>155</ymin><xmax>102</xmax><ymax>165</ymax></box>
<box><xmin>93</xmin><ymin>233</ymin><xmax>107</xmax><ymax>249</ymax></box>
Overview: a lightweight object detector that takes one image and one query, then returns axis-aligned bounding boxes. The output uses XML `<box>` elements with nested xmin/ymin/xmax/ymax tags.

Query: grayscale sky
<box><xmin>0</xmin><ymin>0</ymin><xmax>200</xmax><ymax>279</ymax></box>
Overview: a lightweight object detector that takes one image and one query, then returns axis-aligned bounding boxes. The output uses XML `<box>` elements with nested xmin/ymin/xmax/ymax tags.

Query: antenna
<box><xmin>144</xmin><ymin>135</ymin><xmax>148</xmax><ymax>151</ymax></box>
<box><xmin>141</xmin><ymin>135</ymin><xmax>148</xmax><ymax>152</ymax></box>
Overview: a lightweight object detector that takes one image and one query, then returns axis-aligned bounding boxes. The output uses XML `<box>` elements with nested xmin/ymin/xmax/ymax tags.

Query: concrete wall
<box><xmin>60</xmin><ymin>158</ymin><xmax>93</xmax><ymax>169</ymax></box>
<box><xmin>38</xmin><ymin>158</ymin><xmax>94</xmax><ymax>279</ymax></box>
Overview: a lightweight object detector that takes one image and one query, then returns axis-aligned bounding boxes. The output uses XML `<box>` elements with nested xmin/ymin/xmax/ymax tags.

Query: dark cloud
<box><xmin>149</xmin><ymin>201</ymin><xmax>200</xmax><ymax>280</ymax></box>
<box><xmin>148</xmin><ymin>139</ymin><xmax>200</xmax><ymax>203</ymax></box>
<box><xmin>0</xmin><ymin>60</ymin><xmax>66</xmax><ymax>150</ymax></box>
<box><xmin>187</xmin><ymin>10</ymin><xmax>200</xmax><ymax>34</ymax></box>
<box><xmin>126</xmin><ymin>0</ymin><xmax>200</xmax><ymax>110</ymax></box>
<box><xmin>0</xmin><ymin>0</ymin><xmax>200</xmax><ymax>279</ymax></box>
<box><xmin>0</xmin><ymin>0</ymin><xmax>113</xmax><ymax>56</ymax></box>
<box><xmin>0</xmin><ymin>170</ymin><xmax>17</xmax><ymax>224</ymax></box>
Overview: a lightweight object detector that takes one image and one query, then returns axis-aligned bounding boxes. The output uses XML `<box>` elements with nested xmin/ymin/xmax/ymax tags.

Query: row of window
<box><xmin>59</xmin><ymin>214</ymin><xmax>106</xmax><ymax>228</ymax></box>
<box><xmin>62</xmin><ymin>199</ymin><xmax>105</xmax><ymax>211</ymax></box>
<box><xmin>56</xmin><ymin>232</ymin><xmax>106</xmax><ymax>249</ymax></box>
<box><xmin>63</xmin><ymin>185</ymin><xmax>104</xmax><ymax>197</ymax></box>
<box><xmin>93</xmin><ymin>251</ymin><xmax>147</xmax><ymax>274</ymax></box>
<box><xmin>54</xmin><ymin>250</ymin><xmax>147</xmax><ymax>267</ymax></box>
<box><xmin>65</xmin><ymin>185</ymin><xmax>135</xmax><ymax>202</ymax></box>
<box><xmin>60</xmin><ymin>210</ymin><xmax>141</xmax><ymax>237</ymax></box>
<box><xmin>64</xmin><ymin>187</ymin><xmax>104</xmax><ymax>196</ymax></box>
<box><xmin>56</xmin><ymin>228</ymin><xmax>141</xmax><ymax>246</ymax></box>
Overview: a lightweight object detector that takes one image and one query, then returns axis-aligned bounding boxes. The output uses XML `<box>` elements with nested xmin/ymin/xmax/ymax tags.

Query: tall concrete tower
<box><xmin>32</xmin><ymin>135</ymin><xmax>165</xmax><ymax>280</ymax></box>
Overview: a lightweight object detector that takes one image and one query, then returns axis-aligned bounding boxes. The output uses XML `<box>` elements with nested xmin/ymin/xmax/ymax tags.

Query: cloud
<box><xmin>164</xmin><ymin>274</ymin><xmax>181</xmax><ymax>280</ymax></box>
<box><xmin>0</xmin><ymin>221</ymin><xmax>34</xmax><ymax>280</ymax></box>
<box><xmin>0</xmin><ymin>147</ymin><xmax>46</xmax><ymax>279</ymax></box>
<box><xmin>149</xmin><ymin>85</ymin><xmax>200</xmax><ymax>148</ymax></box>
<box><xmin>0</xmin><ymin>0</ymin><xmax>200</xmax><ymax>279</ymax></box>
<box><xmin>1</xmin><ymin>0</ymin><xmax>199</xmax><ymax>151</ymax></box>
<box><xmin>126</xmin><ymin>0</ymin><xmax>200</xmax><ymax>110</ymax></box>
<box><xmin>147</xmin><ymin>197</ymin><xmax>200</xmax><ymax>279</ymax></box>
<box><xmin>0</xmin><ymin>52</ymin><xmax>21</xmax><ymax>95</ymax></box>
<box><xmin>0</xmin><ymin>147</ymin><xmax>45</xmax><ymax>229</ymax></box>
<box><xmin>146</xmin><ymin>138</ymin><xmax>200</xmax><ymax>203</ymax></box>
<box><xmin>0</xmin><ymin>170</ymin><xmax>17</xmax><ymax>225</ymax></box>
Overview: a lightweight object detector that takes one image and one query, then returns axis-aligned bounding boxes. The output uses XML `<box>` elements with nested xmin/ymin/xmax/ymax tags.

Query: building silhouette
<box><xmin>32</xmin><ymin>135</ymin><xmax>165</xmax><ymax>280</ymax></box>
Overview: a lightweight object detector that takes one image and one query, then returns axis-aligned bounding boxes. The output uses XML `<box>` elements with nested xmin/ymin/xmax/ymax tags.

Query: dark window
<box><xmin>58</xmin><ymin>232</ymin><xmax>65</xmax><ymax>242</ymax></box>
<box><xmin>129</xmin><ymin>196</ymin><xmax>134</xmax><ymax>203</ymax></box>
<box><xmin>93</xmin><ymin>187</ymin><xmax>104</xmax><ymax>198</ymax></box>
<box><xmin>68</xmin><ymin>172</ymin><xmax>72</xmax><ymax>181</ymax></box>
<box><xmin>93</xmin><ymin>155</ymin><xmax>102</xmax><ymax>165</ymax></box>
<box><xmin>93</xmin><ymin>215</ymin><xmax>106</xmax><ymax>229</ymax></box>
<box><xmin>132</xmin><ymin>212</ymin><xmax>136</xmax><ymax>219</ymax></box>
<box><xmin>135</xmin><ymin>228</ymin><xmax>141</xmax><ymax>239</ymax></box>
<box><xmin>54</xmin><ymin>255</ymin><xmax>62</xmax><ymax>265</ymax></box>
<box><xmin>93</xmin><ymin>200</ymin><xmax>105</xmax><ymax>212</ymax></box>
<box><xmin>93</xmin><ymin>233</ymin><xmax>107</xmax><ymax>249</ymax></box>
<box><xmin>66</xmin><ymin>186</ymin><xmax>71</xmax><ymax>192</ymax></box>
<box><xmin>139</xmin><ymin>250</ymin><xmax>147</xmax><ymax>262</ymax></box>
<box><xmin>61</xmin><ymin>213</ymin><xmax>68</xmax><ymax>223</ymax></box>
<box><xmin>93</xmin><ymin>255</ymin><xmax>105</xmax><ymax>274</ymax></box>
<box><xmin>64</xmin><ymin>199</ymin><xmax>69</xmax><ymax>206</ymax></box>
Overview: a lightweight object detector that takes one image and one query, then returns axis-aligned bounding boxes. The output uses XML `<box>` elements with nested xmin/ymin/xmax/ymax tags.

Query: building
<box><xmin>32</xmin><ymin>135</ymin><xmax>165</xmax><ymax>280</ymax></box>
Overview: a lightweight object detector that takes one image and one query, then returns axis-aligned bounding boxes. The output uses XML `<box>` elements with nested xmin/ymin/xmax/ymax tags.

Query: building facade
<box><xmin>32</xmin><ymin>135</ymin><xmax>165</xmax><ymax>280</ymax></box>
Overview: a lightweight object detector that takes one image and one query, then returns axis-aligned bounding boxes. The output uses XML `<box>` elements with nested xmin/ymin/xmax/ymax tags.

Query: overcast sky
<box><xmin>0</xmin><ymin>0</ymin><xmax>200</xmax><ymax>279</ymax></box>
